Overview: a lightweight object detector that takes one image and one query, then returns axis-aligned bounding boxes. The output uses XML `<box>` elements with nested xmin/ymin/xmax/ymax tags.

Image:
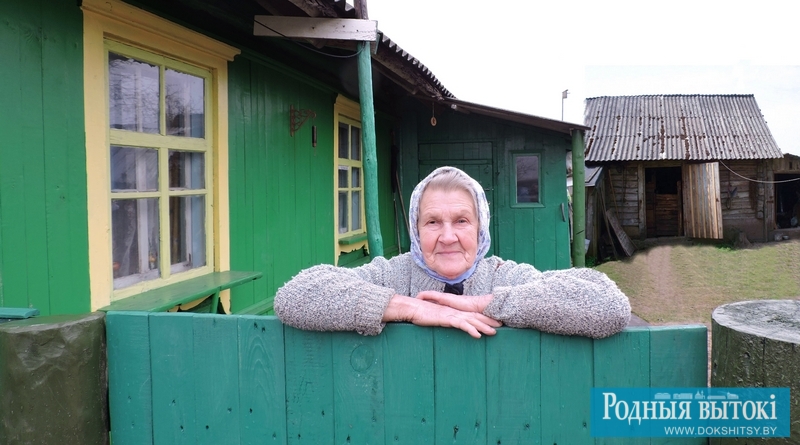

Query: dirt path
<box><xmin>645</xmin><ymin>245</ymin><xmax>677</xmax><ymax>304</ymax></box>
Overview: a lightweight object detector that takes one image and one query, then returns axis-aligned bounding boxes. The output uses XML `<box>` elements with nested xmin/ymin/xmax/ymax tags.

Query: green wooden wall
<box><xmin>398</xmin><ymin>103</ymin><xmax>572</xmax><ymax>271</ymax></box>
<box><xmin>0</xmin><ymin>0</ymin><xmax>90</xmax><ymax>315</ymax></box>
<box><xmin>106</xmin><ymin>311</ymin><xmax>708</xmax><ymax>445</ymax></box>
<box><xmin>227</xmin><ymin>55</ymin><xmax>399</xmax><ymax>313</ymax></box>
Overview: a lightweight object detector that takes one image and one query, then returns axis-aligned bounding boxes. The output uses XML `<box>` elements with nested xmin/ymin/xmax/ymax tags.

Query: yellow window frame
<box><xmin>333</xmin><ymin>95</ymin><xmax>368</xmax><ymax>260</ymax></box>
<box><xmin>82</xmin><ymin>0</ymin><xmax>240</xmax><ymax>309</ymax></box>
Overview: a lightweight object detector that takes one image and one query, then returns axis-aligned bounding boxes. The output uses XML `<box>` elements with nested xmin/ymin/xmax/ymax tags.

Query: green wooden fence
<box><xmin>106</xmin><ymin>312</ymin><xmax>708</xmax><ymax>445</ymax></box>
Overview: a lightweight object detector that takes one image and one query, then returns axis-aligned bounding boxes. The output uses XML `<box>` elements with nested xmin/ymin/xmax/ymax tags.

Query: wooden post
<box><xmin>571</xmin><ymin>130</ymin><xmax>585</xmax><ymax>267</ymax></box>
<box><xmin>355</xmin><ymin>0</ymin><xmax>383</xmax><ymax>257</ymax></box>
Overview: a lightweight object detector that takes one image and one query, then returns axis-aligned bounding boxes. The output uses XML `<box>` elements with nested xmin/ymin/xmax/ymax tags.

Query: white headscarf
<box><xmin>408</xmin><ymin>166</ymin><xmax>492</xmax><ymax>284</ymax></box>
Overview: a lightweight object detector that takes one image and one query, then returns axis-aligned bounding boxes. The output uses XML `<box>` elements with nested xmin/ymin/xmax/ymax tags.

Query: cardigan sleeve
<box><xmin>483</xmin><ymin>262</ymin><xmax>630</xmax><ymax>339</ymax></box>
<box><xmin>273</xmin><ymin>257</ymin><xmax>399</xmax><ymax>336</ymax></box>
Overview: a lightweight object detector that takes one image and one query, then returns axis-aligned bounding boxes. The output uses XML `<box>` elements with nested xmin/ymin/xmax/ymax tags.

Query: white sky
<box><xmin>368</xmin><ymin>0</ymin><xmax>800</xmax><ymax>156</ymax></box>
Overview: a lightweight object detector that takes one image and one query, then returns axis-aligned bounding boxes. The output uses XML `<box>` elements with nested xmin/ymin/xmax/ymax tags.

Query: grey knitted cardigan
<box><xmin>274</xmin><ymin>253</ymin><xmax>631</xmax><ymax>339</ymax></box>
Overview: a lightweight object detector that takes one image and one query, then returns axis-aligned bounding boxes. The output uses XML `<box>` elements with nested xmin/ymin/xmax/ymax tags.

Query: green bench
<box><xmin>98</xmin><ymin>271</ymin><xmax>262</xmax><ymax>313</ymax></box>
<box><xmin>0</xmin><ymin>308</ymin><xmax>40</xmax><ymax>323</ymax></box>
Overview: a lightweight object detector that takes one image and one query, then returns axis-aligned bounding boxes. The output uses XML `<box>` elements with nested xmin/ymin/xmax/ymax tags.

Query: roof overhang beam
<box><xmin>254</xmin><ymin>16</ymin><xmax>377</xmax><ymax>41</ymax></box>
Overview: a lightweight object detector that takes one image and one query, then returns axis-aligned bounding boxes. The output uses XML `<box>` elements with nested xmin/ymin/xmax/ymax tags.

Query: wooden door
<box><xmin>682</xmin><ymin>162</ymin><xmax>724</xmax><ymax>239</ymax></box>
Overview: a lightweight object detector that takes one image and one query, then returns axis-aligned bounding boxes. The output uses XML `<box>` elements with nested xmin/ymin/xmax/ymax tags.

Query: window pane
<box><xmin>338</xmin><ymin>192</ymin><xmax>348</xmax><ymax>234</ymax></box>
<box><xmin>351</xmin><ymin>191</ymin><xmax>361</xmax><ymax>231</ymax></box>
<box><xmin>170</xmin><ymin>195</ymin><xmax>206</xmax><ymax>272</ymax></box>
<box><xmin>350</xmin><ymin>126</ymin><xmax>361</xmax><ymax>161</ymax></box>
<box><xmin>338</xmin><ymin>166</ymin><xmax>348</xmax><ymax>188</ymax></box>
<box><xmin>108</xmin><ymin>52</ymin><xmax>159</xmax><ymax>134</ymax></box>
<box><xmin>338</xmin><ymin>122</ymin><xmax>349</xmax><ymax>159</ymax></box>
<box><xmin>112</xmin><ymin>198</ymin><xmax>160</xmax><ymax>288</ymax></box>
<box><xmin>110</xmin><ymin>146</ymin><xmax>158</xmax><ymax>192</ymax></box>
<box><xmin>352</xmin><ymin>167</ymin><xmax>361</xmax><ymax>188</ymax></box>
<box><xmin>166</xmin><ymin>69</ymin><xmax>205</xmax><ymax>138</ymax></box>
<box><xmin>169</xmin><ymin>151</ymin><xmax>205</xmax><ymax>190</ymax></box>
<box><xmin>515</xmin><ymin>155</ymin><xmax>540</xmax><ymax>203</ymax></box>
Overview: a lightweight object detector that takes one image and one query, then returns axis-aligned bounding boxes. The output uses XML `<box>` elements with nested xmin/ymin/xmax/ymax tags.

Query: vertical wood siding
<box><xmin>0</xmin><ymin>0</ymin><xmax>89</xmax><ymax>314</ymax></box>
<box><xmin>106</xmin><ymin>311</ymin><xmax>709</xmax><ymax>445</ymax></box>
<box><xmin>227</xmin><ymin>57</ymin><xmax>398</xmax><ymax>312</ymax></box>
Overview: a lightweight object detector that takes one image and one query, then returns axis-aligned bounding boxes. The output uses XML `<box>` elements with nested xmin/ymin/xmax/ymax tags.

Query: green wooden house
<box><xmin>0</xmin><ymin>0</ymin><xmax>586</xmax><ymax>317</ymax></box>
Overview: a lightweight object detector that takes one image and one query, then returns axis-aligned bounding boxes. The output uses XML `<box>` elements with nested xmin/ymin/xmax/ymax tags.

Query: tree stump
<box><xmin>711</xmin><ymin>300</ymin><xmax>800</xmax><ymax>444</ymax></box>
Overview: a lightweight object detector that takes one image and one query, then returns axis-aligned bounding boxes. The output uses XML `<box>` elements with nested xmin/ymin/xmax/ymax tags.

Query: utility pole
<box><xmin>562</xmin><ymin>89</ymin><xmax>569</xmax><ymax>120</ymax></box>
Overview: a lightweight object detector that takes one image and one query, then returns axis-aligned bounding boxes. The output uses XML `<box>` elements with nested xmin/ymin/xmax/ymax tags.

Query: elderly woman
<box><xmin>275</xmin><ymin>166</ymin><xmax>630</xmax><ymax>339</ymax></box>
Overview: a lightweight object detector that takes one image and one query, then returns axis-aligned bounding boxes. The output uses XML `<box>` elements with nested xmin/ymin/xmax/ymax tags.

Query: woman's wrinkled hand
<box><xmin>415</xmin><ymin>290</ymin><xmax>494</xmax><ymax>314</ymax></box>
<box><xmin>382</xmin><ymin>294</ymin><xmax>501</xmax><ymax>338</ymax></box>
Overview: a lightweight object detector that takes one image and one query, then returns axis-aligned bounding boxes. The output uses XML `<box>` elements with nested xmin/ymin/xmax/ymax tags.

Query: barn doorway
<box><xmin>775</xmin><ymin>174</ymin><xmax>800</xmax><ymax>229</ymax></box>
<box><xmin>645</xmin><ymin>167</ymin><xmax>683</xmax><ymax>237</ymax></box>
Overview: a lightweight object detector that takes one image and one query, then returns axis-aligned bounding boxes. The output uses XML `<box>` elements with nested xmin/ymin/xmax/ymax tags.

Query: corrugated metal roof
<box><xmin>584</xmin><ymin>95</ymin><xmax>783</xmax><ymax>162</ymax></box>
<box><xmin>374</xmin><ymin>32</ymin><xmax>454</xmax><ymax>100</ymax></box>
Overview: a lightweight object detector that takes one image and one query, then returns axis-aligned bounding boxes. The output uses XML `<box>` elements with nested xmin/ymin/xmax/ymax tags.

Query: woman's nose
<box><xmin>439</xmin><ymin>223</ymin><xmax>458</xmax><ymax>243</ymax></box>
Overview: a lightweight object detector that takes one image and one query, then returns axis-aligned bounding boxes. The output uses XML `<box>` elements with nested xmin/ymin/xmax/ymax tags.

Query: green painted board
<box><xmin>192</xmin><ymin>314</ymin><xmax>241</xmax><ymax>444</ymax></box>
<box><xmin>382</xmin><ymin>323</ymin><xmax>435</xmax><ymax>444</ymax></box>
<box><xmin>433</xmin><ymin>329</ymin><xmax>487</xmax><ymax>444</ymax></box>
<box><xmin>540</xmin><ymin>333</ymin><xmax>594</xmax><ymax>445</ymax></box>
<box><xmin>0</xmin><ymin>0</ymin><xmax>31</xmax><ymax>309</ymax></box>
<box><xmin>150</xmin><ymin>313</ymin><xmax>196</xmax><ymax>444</ymax></box>
<box><xmin>593</xmin><ymin>327</ymin><xmax>651</xmax><ymax>445</ymax></box>
<box><xmin>332</xmin><ymin>332</ymin><xmax>385</xmax><ymax>445</ymax></box>
<box><xmin>19</xmin><ymin>0</ymin><xmax>51</xmax><ymax>316</ymax></box>
<box><xmin>105</xmin><ymin>311</ymin><xmax>154</xmax><ymax>445</ymax></box>
<box><xmin>486</xmin><ymin>328</ymin><xmax>541</xmax><ymax>445</ymax></box>
<box><xmin>284</xmin><ymin>327</ymin><xmax>335</xmax><ymax>444</ymax></box>
<box><xmin>237</xmin><ymin>315</ymin><xmax>286</xmax><ymax>443</ymax></box>
<box><xmin>649</xmin><ymin>325</ymin><xmax>708</xmax><ymax>445</ymax></box>
<box><xmin>41</xmin><ymin>0</ymin><xmax>89</xmax><ymax>315</ymax></box>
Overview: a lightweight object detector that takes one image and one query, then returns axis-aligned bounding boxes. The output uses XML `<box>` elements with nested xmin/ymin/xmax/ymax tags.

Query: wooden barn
<box><xmin>0</xmin><ymin>0</ymin><xmax>586</xmax><ymax>317</ymax></box>
<box><xmin>584</xmin><ymin>95</ymin><xmax>783</xmax><ymax>245</ymax></box>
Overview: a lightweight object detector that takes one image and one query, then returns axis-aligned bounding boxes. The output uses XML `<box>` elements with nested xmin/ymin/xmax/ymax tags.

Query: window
<box><xmin>83</xmin><ymin>0</ymin><xmax>239</xmax><ymax>306</ymax></box>
<box><xmin>514</xmin><ymin>153</ymin><xmax>541</xmax><ymax>205</ymax></box>
<box><xmin>333</xmin><ymin>96</ymin><xmax>367</xmax><ymax>261</ymax></box>
<box><xmin>108</xmin><ymin>44</ymin><xmax>211</xmax><ymax>290</ymax></box>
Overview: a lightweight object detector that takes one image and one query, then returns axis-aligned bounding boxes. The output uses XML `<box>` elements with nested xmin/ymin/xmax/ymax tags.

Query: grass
<box><xmin>594</xmin><ymin>238</ymin><xmax>800</xmax><ymax>326</ymax></box>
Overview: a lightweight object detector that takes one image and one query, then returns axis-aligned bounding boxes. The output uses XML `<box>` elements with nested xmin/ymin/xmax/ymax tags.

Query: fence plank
<box><xmin>486</xmin><ymin>328</ymin><xmax>541</xmax><ymax>445</ymax></box>
<box><xmin>541</xmin><ymin>333</ymin><xmax>594</xmax><ymax>445</ymax></box>
<box><xmin>284</xmin><ymin>327</ymin><xmax>335</xmax><ymax>444</ymax></box>
<box><xmin>593</xmin><ymin>327</ymin><xmax>652</xmax><ymax>445</ymax></box>
<box><xmin>192</xmin><ymin>314</ymin><xmax>241</xmax><ymax>444</ymax></box>
<box><xmin>106</xmin><ymin>311</ymin><xmax>154</xmax><ymax>445</ymax></box>
<box><xmin>150</xmin><ymin>313</ymin><xmax>196</xmax><ymax>444</ymax></box>
<box><xmin>333</xmin><ymin>332</ymin><xmax>385</xmax><ymax>445</ymax></box>
<box><xmin>237</xmin><ymin>315</ymin><xmax>287</xmax><ymax>444</ymax></box>
<box><xmin>382</xmin><ymin>324</ymin><xmax>435</xmax><ymax>444</ymax></box>
<box><xmin>649</xmin><ymin>325</ymin><xmax>707</xmax><ymax>445</ymax></box>
<box><xmin>433</xmin><ymin>329</ymin><xmax>487</xmax><ymax>444</ymax></box>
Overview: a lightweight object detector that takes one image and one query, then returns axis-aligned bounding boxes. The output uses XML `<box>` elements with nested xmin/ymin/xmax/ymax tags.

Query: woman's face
<box><xmin>417</xmin><ymin>188</ymin><xmax>479</xmax><ymax>279</ymax></box>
